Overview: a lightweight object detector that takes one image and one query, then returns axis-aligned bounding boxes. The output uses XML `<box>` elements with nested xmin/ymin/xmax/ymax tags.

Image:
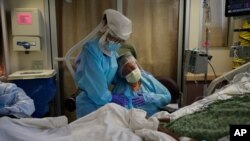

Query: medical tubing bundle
<box><xmin>56</xmin><ymin>23</ymin><xmax>102</xmax><ymax>86</ymax></box>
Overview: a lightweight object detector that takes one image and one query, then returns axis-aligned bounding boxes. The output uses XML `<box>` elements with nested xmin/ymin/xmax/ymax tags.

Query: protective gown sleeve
<box><xmin>0</xmin><ymin>82</ymin><xmax>35</xmax><ymax>118</ymax></box>
<box><xmin>74</xmin><ymin>41</ymin><xmax>112</xmax><ymax>106</ymax></box>
<box><xmin>140</xmin><ymin>72</ymin><xmax>171</xmax><ymax>107</ymax></box>
<box><xmin>4</xmin><ymin>88</ymin><xmax>35</xmax><ymax>118</ymax></box>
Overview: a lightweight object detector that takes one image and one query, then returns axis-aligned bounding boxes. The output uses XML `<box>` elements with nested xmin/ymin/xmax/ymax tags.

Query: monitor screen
<box><xmin>225</xmin><ymin>0</ymin><xmax>250</xmax><ymax>17</ymax></box>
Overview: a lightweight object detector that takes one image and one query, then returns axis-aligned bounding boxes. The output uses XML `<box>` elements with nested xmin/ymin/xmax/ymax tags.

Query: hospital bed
<box><xmin>206</xmin><ymin>61</ymin><xmax>250</xmax><ymax>95</ymax></box>
<box><xmin>156</xmin><ymin>62</ymin><xmax>250</xmax><ymax>141</ymax></box>
<box><xmin>1</xmin><ymin>62</ymin><xmax>250</xmax><ymax>141</ymax></box>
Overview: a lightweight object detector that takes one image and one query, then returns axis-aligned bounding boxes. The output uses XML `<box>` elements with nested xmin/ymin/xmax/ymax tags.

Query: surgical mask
<box><xmin>106</xmin><ymin>40</ymin><xmax>121</xmax><ymax>52</ymax></box>
<box><xmin>125</xmin><ymin>68</ymin><xmax>141</xmax><ymax>83</ymax></box>
<box><xmin>99</xmin><ymin>31</ymin><xmax>121</xmax><ymax>56</ymax></box>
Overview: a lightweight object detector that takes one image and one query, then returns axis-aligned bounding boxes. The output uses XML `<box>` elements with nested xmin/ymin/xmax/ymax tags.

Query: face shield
<box><xmin>61</xmin><ymin>9</ymin><xmax>132</xmax><ymax>81</ymax></box>
<box><xmin>118</xmin><ymin>53</ymin><xmax>141</xmax><ymax>83</ymax></box>
<box><xmin>99</xmin><ymin>9</ymin><xmax>132</xmax><ymax>56</ymax></box>
<box><xmin>104</xmin><ymin>9</ymin><xmax>132</xmax><ymax>41</ymax></box>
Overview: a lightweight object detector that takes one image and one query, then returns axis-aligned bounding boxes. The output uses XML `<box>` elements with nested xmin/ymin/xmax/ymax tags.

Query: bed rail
<box><xmin>206</xmin><ymin>62</ymin><xmax>250</xmax><ymax>95</ymax></box>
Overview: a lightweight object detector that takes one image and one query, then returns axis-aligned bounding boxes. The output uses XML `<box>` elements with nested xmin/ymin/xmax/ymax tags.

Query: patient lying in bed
<box><xmin>156</xmin><ymin>72</ymin><xmax>250</xmax><ymax>141</ymax></box>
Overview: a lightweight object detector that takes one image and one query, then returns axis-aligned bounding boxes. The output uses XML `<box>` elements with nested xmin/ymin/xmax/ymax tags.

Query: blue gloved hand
<box><xmin>111</xmin><ymin>94</ymin><xmax>128</xmax><ymax>106</ymax></box>
<box><xmin>132</xmin><ymin>93</ymin><xmax>145</xmax><ymax>106</ymax></box>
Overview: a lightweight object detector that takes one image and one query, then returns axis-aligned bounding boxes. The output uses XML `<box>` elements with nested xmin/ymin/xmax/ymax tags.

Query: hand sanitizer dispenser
<box><xmin>11</xmin><ymin>8</ymin><xmax>42</xmax><ymax>51</ymax></box>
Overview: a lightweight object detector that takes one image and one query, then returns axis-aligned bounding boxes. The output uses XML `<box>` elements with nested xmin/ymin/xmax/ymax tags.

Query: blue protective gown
<box><xmin>74</xmin><ymin>38</ymin><xmax>118</xmax><ymax>118</ymax></box>
<box><xmin>112</xmin><ymin>70</ymin><xmax>171</xmax><ymax>116</ymax></box>
<box><xmin>0</xmin><ymin>81</ymin><xmax>35</xmax><ymax>118</ymax></box>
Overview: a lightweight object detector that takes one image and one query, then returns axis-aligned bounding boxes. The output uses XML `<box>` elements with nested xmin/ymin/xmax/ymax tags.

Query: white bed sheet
<box><xmin>0</xmin><ymin>116</ymin><xmax>72</xmax><ymax>141</ymax></box>
<box><xmin>0</xmin><ymin>103</ymin><xmax>176</xmax><ymax>141</ymax></box>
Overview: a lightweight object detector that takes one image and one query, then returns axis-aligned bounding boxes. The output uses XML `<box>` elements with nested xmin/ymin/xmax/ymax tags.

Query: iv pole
<box><xmin>203</xmin><ymin>0</ymin><xmax>211</xmax><ymax>96</ymax></box>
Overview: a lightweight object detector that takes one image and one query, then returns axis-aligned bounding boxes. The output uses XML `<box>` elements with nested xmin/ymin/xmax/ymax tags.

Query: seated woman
<box><xmin>111</xmin><ymin>52</ymin><xmax>171</xmax><ymax>116</ymax></box>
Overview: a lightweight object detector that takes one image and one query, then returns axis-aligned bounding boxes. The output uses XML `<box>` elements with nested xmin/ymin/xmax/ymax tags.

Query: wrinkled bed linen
<box><xmin>0</xmin><ymin>116</ymin><xmax>72</xmax><ymax>141</ymax></box>
<box><xmin>0</xmin><ymin>103</ymin><xmax>177</xmax><ymax>141</ymax></box>
<box><xmin>70</xmin><ymin>103</ymin><xmax>176</xmax><ymax>141</ymax></box>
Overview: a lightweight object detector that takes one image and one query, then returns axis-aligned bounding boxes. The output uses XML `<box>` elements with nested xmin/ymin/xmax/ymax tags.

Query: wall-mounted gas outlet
<box><xmin>13</xmin><ymin>36</ymin><xmax>40</xmax><ymax>51</ymax></box>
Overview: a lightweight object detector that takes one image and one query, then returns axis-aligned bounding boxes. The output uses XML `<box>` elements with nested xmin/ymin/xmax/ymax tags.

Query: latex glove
<box><xmin>111</xmin><ymin>95</ymin><xmax>128</xmax><ymax>106</ymax></box>
<box><xmin>132</xmin><ymin>93</ymin><xmax>145</xmax><ymax>106</ymax></box>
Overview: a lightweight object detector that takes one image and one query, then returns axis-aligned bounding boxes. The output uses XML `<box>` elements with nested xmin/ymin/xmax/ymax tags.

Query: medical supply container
<box><xmin>8</xmin><ymin>70</ymin><xmax>56</xmax><ymax>117</ymax></box>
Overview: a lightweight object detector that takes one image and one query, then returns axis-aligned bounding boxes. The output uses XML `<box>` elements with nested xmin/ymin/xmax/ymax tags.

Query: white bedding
<box><xmin>0</xmin><ymin>116</ymin><xmax>72</xmax><ymax>141</ymax></box>
<box><xmin>0</xmin><ymin>103</ymin><xmax>176</xmax><ymax>141</ymax></box>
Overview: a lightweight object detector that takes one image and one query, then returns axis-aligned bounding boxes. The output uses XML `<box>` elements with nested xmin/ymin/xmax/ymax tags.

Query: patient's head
<box><xmin>118</xmin><ymin>52</ymin><xmax>141</xmax><ymax>84</ymax></box>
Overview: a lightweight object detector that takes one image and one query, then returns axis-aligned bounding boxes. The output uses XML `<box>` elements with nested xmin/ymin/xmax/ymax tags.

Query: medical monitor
<box><xmin>225</xmin><ymin>0</ymin><xmax>250</xmax><ymax>17</ymax></box>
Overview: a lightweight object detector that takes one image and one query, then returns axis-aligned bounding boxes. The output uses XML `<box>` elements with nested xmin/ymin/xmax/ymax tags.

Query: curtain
<box><xmin>62</xmin><ymin>0</ymin><xmax>117</xmax><ymax>57</ymax></box>
<box><xmin>123</xmin><ymin>0</ymin><xmax>179</xmax><ymax>79</ymax></box>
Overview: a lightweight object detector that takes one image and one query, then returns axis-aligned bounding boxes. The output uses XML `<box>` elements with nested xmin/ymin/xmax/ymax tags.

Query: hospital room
<box><xmin>1</xmin><ymin>0</ymin><xmax>250</xmax><ymax>141</ymax></box>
